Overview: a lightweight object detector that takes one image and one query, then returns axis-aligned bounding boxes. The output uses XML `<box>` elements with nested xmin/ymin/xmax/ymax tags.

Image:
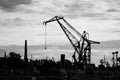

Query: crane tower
<box><xmin>43</xmin><ymin>16</ymin><xmax>100</xmax><ymax>67</ymax></box>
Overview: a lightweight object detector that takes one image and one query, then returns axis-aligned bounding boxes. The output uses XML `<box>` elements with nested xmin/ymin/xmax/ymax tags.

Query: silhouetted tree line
<box><xmin>6</xmin><ymin>52</ymin><xmax>23</xmax><ymax>68</ymax></box>
<box><xmin>1</xmin><ymin>51</ymin><xmax>120</xmax><ymax>76</ymax></box>
<box><xmin>0</xmin><ymin>52</ymin><xmax>73</xmax><ymax>76</ymax></box>
<box><xmin>0</xmin><ymin>52</ymin><xmax>23</xmax><ymax>69</ymax></box>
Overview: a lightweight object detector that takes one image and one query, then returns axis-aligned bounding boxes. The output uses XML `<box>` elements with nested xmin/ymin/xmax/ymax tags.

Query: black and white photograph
<box><xmin>0</xmin><ymin>0</ymin><xmax>120</xmax><ymax>80</ymax></box>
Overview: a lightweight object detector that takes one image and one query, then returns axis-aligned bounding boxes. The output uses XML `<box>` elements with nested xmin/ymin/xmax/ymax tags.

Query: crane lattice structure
<box><xmin>43</xmin><ymin>16</ymin><xmax>100</xmax><ymax>67</ymax></box>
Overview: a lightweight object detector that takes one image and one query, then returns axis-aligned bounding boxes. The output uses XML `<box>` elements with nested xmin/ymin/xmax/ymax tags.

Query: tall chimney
<box><xmin>4</xmin><ymin>52</ymin><xmax>6</xmax><ymax>58</ymax></box>
<box><xmin>24</xmin><ymin>40</ymin><xmax>28</xmax><ymax>66</ymax></box>
<box><xmin>61</xmin><ymin>54</ymin><xmax>65</xmax><ymax>69</ymax></box>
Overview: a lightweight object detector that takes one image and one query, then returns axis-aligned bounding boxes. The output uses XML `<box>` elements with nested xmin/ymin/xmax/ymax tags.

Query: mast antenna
<box><xmin>45</xmin><ymin>25</ymin><xmax>47</xmax><ymax>50</ymax></box>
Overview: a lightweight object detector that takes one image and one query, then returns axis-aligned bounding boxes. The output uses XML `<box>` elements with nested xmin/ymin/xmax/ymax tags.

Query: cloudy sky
<box><xmin>0</xmin><ymin>0</ymin><xmax>120</xmax><ymax>65</ymax></box>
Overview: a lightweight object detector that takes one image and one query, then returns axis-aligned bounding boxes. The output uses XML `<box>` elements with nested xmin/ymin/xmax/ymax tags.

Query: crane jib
<box><xmin>43</xmin><ymin>16</ymin><xmax>100</xmax><ymax>66</ymax></box>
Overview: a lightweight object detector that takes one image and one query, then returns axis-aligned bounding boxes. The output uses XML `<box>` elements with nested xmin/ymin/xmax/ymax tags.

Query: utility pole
<box><xmin>112</xmin><ymin>52</ymin><xmax>115</xmax><ymax>67</ymax></box>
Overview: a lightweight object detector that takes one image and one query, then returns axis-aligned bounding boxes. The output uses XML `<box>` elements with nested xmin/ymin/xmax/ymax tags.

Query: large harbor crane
<box><xmin>43</xmin><ymin>16</ymin><xmax>100</xmax><ymax>67</ymax></box>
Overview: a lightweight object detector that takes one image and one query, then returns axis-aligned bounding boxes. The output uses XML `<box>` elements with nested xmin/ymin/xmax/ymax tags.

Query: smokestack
<box><xmin>61</xmin><ymin>54</ymin><xmax>65</xmax><ymax>69</ymax></box>
<box><xmin>4</xmin><ymin>52</ymin><xmax>6</xmax><ymax>58</ymax></box>
<box><xmin>24</xmin><ymin>40</ymin><xmax>28</xmax><ymax>66</ymax></box>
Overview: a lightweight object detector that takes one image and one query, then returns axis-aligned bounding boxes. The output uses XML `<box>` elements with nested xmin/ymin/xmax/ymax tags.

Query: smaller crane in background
<box><xmin>112</xmin><ymin>51</ymin><xmax>119</xmax><ymax>67</ymax></box>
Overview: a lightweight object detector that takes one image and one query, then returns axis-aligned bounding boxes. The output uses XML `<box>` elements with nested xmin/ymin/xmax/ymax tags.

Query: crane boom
<box><xmin>43</xmin><ymin>16</ymin><xmax>100</xmax><ymax>67</ymax></box>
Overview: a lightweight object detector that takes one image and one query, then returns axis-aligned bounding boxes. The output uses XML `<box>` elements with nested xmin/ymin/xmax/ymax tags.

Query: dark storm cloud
<box><xmin>106</xmin><ymin>8</ymin><xmax>120</xmax><ymax>12</ymax></box>
<box><xmin>0</xmin><ymin>0</ymin><xmax>31</xmax><ymax>11</ymax></box>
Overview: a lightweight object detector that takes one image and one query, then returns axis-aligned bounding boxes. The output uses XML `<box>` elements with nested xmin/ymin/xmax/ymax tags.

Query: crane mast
<box><xmin>43</xmin><ymin>16</ymin><xmax>100</xmax><ymax>68</ymax></box>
